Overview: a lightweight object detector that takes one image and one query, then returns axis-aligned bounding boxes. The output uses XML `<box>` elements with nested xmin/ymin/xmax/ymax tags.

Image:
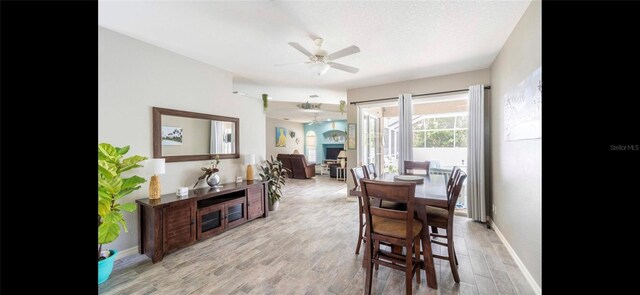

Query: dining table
<box><xmin>352</xmin><ymin>173</ymin><xmax>449</xmax><ymax>290</ymax></box>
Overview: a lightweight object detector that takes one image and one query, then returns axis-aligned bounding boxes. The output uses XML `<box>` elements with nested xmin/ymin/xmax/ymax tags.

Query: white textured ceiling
<box><xmin>265</xmin><ymin>101</ymin><xmax>345</xmax><ymax>123</ymax></box>
<box><xmin>99</xmin><ymin>0</ymin><xmax>530</xmax><ymax>101</ymax></box>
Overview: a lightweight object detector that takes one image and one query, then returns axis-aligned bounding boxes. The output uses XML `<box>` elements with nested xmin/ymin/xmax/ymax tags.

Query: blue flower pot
<box><xmin>98</xmin><ymin>249</ymin><xmax>118</xmax><ymax>284</ymax></box>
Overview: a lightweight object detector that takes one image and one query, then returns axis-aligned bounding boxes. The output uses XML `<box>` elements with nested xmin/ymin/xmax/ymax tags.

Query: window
<box><xmin>412</xmin><ymin>114</ymin><xmax>468</xmax><ymax>148</ymax></box>
<box><xmin>305</xmin><ymin>131</ymin><xmax>316</xmax><ymax>162</ymax></box>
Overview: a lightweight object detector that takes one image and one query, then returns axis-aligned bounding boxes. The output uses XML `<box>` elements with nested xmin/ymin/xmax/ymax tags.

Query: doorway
<box><xmin>358</xmin><ymin>101</ymin><xmax>399</xmax><ymax>176</ymax></box>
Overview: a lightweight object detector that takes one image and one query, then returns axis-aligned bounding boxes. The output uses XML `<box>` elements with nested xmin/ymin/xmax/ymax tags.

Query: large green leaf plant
<box><xmin>98</xmin><ymin>143</ymin><xmax>147</xmax><ymax>260</ymax></box>
<box><xmin>259</xmin><ymin>156</ymin><xmax>288</xmax><ymax>206</ymax></box>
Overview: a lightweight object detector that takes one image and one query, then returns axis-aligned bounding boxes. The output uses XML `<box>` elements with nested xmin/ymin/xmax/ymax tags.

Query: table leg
<box><xmin>416</xmin><ymin>205</ymin><xmax>437</xmax><ymax>289</ymax></box>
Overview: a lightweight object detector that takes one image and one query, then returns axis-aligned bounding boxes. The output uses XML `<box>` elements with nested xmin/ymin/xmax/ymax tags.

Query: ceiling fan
<box><xmin>297</xmin><ymin>101</ymin><xmax>322</xmax><ymax>112</ymax></box>
<box><xmin>308</xmin><ymin>114</ymin><xmax>319</xmax><ymax>125</ymax></box>
<box><xmin>276</xmin><ymin>38</ymin><xmax>360</xmax><ymax>75</ymax></box>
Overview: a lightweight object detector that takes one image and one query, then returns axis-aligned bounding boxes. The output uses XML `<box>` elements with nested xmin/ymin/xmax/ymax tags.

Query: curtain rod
<box><xmin>349</xmin><ymin>85</ymin><xmax>491</xmax><ymax>105</ymax></box>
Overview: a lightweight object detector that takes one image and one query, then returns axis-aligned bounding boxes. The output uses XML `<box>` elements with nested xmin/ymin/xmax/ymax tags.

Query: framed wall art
<box><xmin>504</xmin><ymin>66</ymin><xmax>541</xmax><ymax>141</ymax></box>
<box><xmin>276</xmin><ymin>127</ymin><xmax>287</xmax><ymax>147</ymax></box>
<box><xmin>347</xmin><ymin>123</ymin><xmax>357</xmax><ymax>150</ymax></box>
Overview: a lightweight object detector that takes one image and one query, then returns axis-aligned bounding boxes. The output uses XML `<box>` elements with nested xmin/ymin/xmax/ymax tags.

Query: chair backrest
<box><xmin>290</xmin><ymin>154</ymin><xmax>309</xmax><ymax>166</ymax></box>
<box><xmin>404</xmin><ymin>160</ymin><xmax>430</xmax><ymax>175</ymax></box>
<box><xmin>276</xmin><ymin>154</ymin><xmax>293</xmax><ymax>177</ymax></box>
<box><xmin>447</xmin><ymin>170</ymin><xmax>467</xmax><ymax>212</ymax></box>
<box><xmin>361</xmin><ymin>179</ymin><xmax>417</xmax><ymax>239</ymax></box>
<box><xmin>366</xmin><ymin>163</ymin><xmax>377</xmax><ymax>179</ymax></box>
<box><xmin>351</xmin><ymin>166</ymin><xmax>366</xmax><ymax>188</ymax></box>
<box><xmin>446</xmin><ymin>166</ymin><xmax>462</xmax><ymax>196</ymax></box>
<box><xmin>361</xmin><ymin>165</ymin><xmax>370</xmax><ymax>179</ymax></box>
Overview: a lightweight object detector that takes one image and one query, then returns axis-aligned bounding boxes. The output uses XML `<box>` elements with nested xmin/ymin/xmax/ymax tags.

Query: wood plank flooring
<box><xmin>99</xmin><ymin>175</ymin><xmax>535</xmax><ymax>295</ymax></box>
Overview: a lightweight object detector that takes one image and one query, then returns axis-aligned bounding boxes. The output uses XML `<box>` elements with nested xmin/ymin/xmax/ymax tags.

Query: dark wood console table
<box><xmin>136</xmin><ymin>180</ymin><xmax>268</xmax><ymax>263</ymax></box>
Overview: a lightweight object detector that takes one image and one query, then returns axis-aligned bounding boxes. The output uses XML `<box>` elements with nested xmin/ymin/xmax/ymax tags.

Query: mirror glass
<box><xmin>153</xmin><ymin>107</ymin><xmax>239</xmax><ymax>162</ymax></box>
<box><xmin>160</xmin><ymin>116</ymin><xmax>236</xmax><ymax>156</ymax></box>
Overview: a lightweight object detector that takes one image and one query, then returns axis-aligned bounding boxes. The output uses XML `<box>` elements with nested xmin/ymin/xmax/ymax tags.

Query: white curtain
<box><xmin>210</xmin><ymin>121</ymin><xmax>225</xmax><ymax>154</ymax></box>
<box><xmin>467</xmin><ymin>85</ymin><xmax>486</xmax><ymax>222</ymax></box>
<box><xmin>398</xmin><ymin>93</ymin><xmax>413</xmax><ymax>173</ymax></box>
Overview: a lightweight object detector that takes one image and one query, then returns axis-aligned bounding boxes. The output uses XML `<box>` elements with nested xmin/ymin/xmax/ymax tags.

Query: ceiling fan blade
<box><xmin>328</xmin><ymin>62</ymin><xmax>359</xmax><ymax>73</ymax></box>
<box><xmin>327</xmin><ymin>45</ymin><xmax>360</xmax><ymax>60</ymax></box>
<box><xmin>274</xmin><ymin>61</ymin><xmax>309</xmax><ymax>67</ymax></box>
<box><xmin>288</xmin><ymin>42</ymin><xmax>314</xmax><ymax>58</ymax></box>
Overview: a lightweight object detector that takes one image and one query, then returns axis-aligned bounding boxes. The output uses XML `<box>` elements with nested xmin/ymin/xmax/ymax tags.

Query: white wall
<box><xmin>490</xmin><ymin>0</ymin><xmax>541</xmax><ymax>289</ymax></box>
<box><xmin>265</xmin><ymin>118</ymin><xmax>305</xmax><ymax>159</ymax></box>
<box><xmin>99</xmin><ymin>27</ymin><xmax>266</xmax><ymax>251</ymax></box>
<box><xmin>346</xmin><ymin>69</ymin><xmax>491</xmax><ymax>191</ymax></box>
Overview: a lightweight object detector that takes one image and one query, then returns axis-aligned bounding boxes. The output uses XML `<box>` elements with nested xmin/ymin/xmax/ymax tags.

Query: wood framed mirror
<box><xmin>153</xmin><ymin>107</ymin><xmax>239</xmax><ymax>162</ymax></box>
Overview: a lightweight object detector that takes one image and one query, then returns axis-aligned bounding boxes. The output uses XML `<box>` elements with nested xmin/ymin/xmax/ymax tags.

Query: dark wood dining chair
<box><xmin>447</xmin><ymin>166</ymin><xmax>462</xmax><ymax>196</ymax></box>
<box><xmin>404</xmin><ymin>160</ymin><xmax>431</xmax><ymax>175</ymax></box>
<box><xmin>361</xmin><ymin>179</ymin><xmax>424</xmax><ymax>295</ymax></box>
<box><xmin>366</xmin><ymin>163</ymin><xmax>377</xmax><ymax>179</ymax></box>
<box><xmin>431</xmin><ymin>166</ymin><xmax>462</xmax><ymax>234</ymax></box>
<box><xmin>363</xmin><ymin>165</ymin><xmax>406</xmax><ymax>212</ymax></box>
<box><xmin>350</xmin><ymin>166</ymin><xmax>367</xmax><ymax>255</ymax></box>
<box><xmin>356</xmin><ymin>165</ymin><xmax>399</xmax><ymax>256</ymax></box>
<box><xmin>426</xmin><ymin>170</ymin><xmax>467</xmax><ymax>283</ymax></box>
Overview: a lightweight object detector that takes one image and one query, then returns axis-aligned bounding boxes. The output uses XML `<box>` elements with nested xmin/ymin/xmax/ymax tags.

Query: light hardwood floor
<box><xmin>99</xmin><ymin>175</ymin><xmax>534</xmax><ymax>295</ymax></box>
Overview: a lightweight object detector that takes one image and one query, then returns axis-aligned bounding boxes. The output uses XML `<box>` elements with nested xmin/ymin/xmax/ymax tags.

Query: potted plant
<box><xmin>193</xmin><ymin>154</ymin><xmax>221</xmax><ymax>188</ymax></box>
<box><xmin>259</xmin><ymin>155</ymin><xmax>288</xmax><ymax>211</ymax></box>
<box><xmin>262</xmin><ymin>93</ymin><xmax>269</xmax><ymax>112</ymax></box>
<box><xmin>98</xmin><ymin>143</ymin><xmax>147</xmax><ymax>284</ymax></box>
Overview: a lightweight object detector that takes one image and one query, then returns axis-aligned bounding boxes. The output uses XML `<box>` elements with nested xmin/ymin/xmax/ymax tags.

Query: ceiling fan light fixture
<box><xmin>308</xmin><ymin>62</ymin><xmax>330</xmax><ymax>76</ymax></box>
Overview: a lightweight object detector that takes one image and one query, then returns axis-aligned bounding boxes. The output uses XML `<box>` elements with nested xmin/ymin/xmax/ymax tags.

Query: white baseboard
<box><xmin>491</xmin><ymin>220</ymin><xmax>542</xmax><ymax>295</ymax></box>
<box><xmin>116</xmin><ymin>245</ymin><xmax>139</xmax><ymax>261</ymax></box>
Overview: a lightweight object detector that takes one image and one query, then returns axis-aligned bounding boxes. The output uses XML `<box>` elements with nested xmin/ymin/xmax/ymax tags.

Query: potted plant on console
<box><xmin>98</xmin><ymin>143</ymin><xmax>147</xmax><ymax>284</ymax></box>
<box><xmin>193</xmin><ymin>154</ymin><xmax>221</xmax><ymax>188</ymax></box>
<box><xmin>259</xmin><ymin>155</ymin><xmax>288</xmax><ymax>211</ymax></box>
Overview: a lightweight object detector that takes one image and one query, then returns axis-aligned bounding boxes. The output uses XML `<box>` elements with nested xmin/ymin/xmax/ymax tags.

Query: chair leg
<box><xmin>448</xmin><ymin>224</ymin><xmax>459</xmax><ymax>266</ymax></box>
<box><xmin>365</xmin><ymin>235</ymin><xmax>373</xmax><ymax>295</ymax></box>
<box><xmin>405</xmin><ymin>243</ymin><xmax>414</xmax><ymax>295</ymax></box>
<box><xmin>447</xmin><ymin>238</ymin><xmax>460</xmax><ymax>283</ymax></box>
<box><xmin>453</xmin><ymin>246</ymin><xmax>459</xmax><ymax>265</ymax></box>
<box><xmin>356</xmin><ymin>200</ymin><xmax>364</xmax><ymax>255</ymax></box>
<box><xmin>414</xmin><ymin>236</ymin><xmax>421</xmax><ymax>285</ymax></box>
<box><xmin>355</xmin><ymin>220</ymin><xmax>364</xmax><ymax>255</ymax></box>
<box><xmin>374</xmin><ymin>240</ymin><xmax>380</xmax><ymax>270</ymax></box>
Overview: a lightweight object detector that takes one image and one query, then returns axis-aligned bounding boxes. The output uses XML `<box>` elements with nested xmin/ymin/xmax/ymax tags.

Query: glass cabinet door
<box><xmin>197</xmin><ymin>203</ymin><xmax>225</xmax><ymax>239</ymax></box>
<box><xmin>225</xmin><ymin>197</ymin><xmax>247</xmax><ymax>229</ymax></box>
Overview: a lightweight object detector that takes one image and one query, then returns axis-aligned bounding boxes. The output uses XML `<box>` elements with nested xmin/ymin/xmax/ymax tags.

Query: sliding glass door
<box><xmin>411</xmin><ymin>93</ymin><xmax>468</xmax><ymax>167</ymax></box>
<box><xmin>357</xmin><ymin>93</ymin><xmax>469</xmax><ymax>212</ymax></box>
<box><xmin>412</xmin><ymin>93</ymin><xmax>469</xmax><ymax>211</ymax></box>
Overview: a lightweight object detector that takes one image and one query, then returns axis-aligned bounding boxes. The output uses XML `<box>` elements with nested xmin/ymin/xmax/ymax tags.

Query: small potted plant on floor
<box><xmin>98</xmin><ymin>143</ymin><xmax>147</xmax><ymax>284</ymax></box>
<box><xmin>259</xmin><ymin>155</ymin><xmax>288</xmax><ymax>211</ymax></box>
